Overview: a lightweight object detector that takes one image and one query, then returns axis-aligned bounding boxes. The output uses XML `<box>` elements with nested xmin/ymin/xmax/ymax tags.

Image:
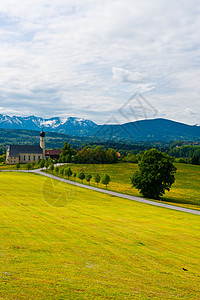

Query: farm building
<box><xmin>45</xmin><ymin>149</ymin><xmax>62</xmax><ymax>160</ymax></box>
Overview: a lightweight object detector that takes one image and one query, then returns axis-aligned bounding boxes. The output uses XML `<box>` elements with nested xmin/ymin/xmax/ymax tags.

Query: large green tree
<box><xmin>60</xmin><ymin>143</ymin><xmax>76</xmax><ymax>163</ymax></box>
<box><xmin>131</xmin><ymin>149</ymin><xmax>177</xmax><ymax>199</ymax></box>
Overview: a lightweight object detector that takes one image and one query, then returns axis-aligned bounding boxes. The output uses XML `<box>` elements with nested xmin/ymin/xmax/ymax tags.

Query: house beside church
<box><xmin>6</xmin><ymin>130</ymin><xmax>46</xmax><ymax>164</ymax></box>
<box><xmin>45</xmin><ymin>149</ymin><xmax>62</xmax><ymax>160</ymax></box>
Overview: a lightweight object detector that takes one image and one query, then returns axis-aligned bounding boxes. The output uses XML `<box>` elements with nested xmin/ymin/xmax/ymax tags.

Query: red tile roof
<box><xmin>45</xmin><ymin>150</ymin><xmax>62</xmax><ymax>155</ymax></box>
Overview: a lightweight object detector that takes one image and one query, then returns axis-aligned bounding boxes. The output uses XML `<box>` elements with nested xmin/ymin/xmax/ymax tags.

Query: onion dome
<box><xmin>40</xmin><ymin>130</ymin><xmax>45</xmax><ymax>137</ymax></box>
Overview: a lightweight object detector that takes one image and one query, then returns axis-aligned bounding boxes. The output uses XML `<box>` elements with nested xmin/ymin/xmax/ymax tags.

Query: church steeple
<box><xmin>40</xmin><ymin>129</ymin><xmax>45</xmax><ymax>137</ymax></box>
<box><xmin>40</xmin><ymin>129</ymin><xmax>45</xmax><ymax>159</ymax></box>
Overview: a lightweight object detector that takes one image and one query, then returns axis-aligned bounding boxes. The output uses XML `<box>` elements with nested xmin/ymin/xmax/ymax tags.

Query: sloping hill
<box><xmin>96</xmin><ymin>118</ymin><xmax>200</xmax><ymax>141</ymax></box>
<box><xmin>0</xmin><ymin>172</ymin><xmax>199</xmax><ymax>299</ymax></box>
<box><xmin>0</xmin><ymin>128</ymin><xmax>93</xmax><ymax>149</ymax></box>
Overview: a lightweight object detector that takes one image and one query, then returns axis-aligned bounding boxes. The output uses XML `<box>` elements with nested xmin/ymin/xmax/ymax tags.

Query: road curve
<box><xmin>35</xmin><ymin>170</ymin><xmax>200</xmax><ymax>216</ymax></box>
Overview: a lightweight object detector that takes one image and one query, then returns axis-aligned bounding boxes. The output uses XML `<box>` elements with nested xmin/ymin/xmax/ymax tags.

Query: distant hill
<box><xmin>96</xmin><ymin>118</ymin><xmax>200</xmax><ymax>141</ymax></box>
<box><xmin>0</xmin><ymin>128</ymin><xmax>91</xmax><ymax>150</ymax></box>
<box><xmin>0</xmin><ymin>114</ymin><xmax>200</xmax><ymax>141</ymax></box>
<box><xmin>0</xmin><ymin>128</ymin><xmax>157</xmax><ymax>156</ymax></box>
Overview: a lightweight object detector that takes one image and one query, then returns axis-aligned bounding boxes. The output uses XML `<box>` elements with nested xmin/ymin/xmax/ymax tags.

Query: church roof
<box><xmin>8</xmin><ymin>145</ymin><xmax>43</xmax><ymax>156</ymax></box>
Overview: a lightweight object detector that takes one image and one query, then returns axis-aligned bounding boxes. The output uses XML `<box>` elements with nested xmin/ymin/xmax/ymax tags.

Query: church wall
<box><xmin>7</xmin><ymin>156</ymin><xmax>19</xmax><ymax>164</ymax></box>
<box><xmin>19</xmin><ymin>153</ymin><xmax>43</xmax><ymax>164</ymax></box>
<box><xmin>7</xmin><ymin>153</ymin><xmax>43</xmax><ymax>164</ymax></box>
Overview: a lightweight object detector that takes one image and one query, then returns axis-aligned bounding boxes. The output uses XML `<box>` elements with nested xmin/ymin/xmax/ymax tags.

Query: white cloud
<box><xmin>0</xmin><ymin>0</ymin><xmax>199</xmax><ymax>124</ymax></box>
<box><xmin>185</xmin><ymin>108</ymin><xmax>197</xmax><ymax>116</ymax></box>
<box><xmin>112</xmin><ymin>67</ymin><xmax>145</xmax><ymax>83</ymax></box>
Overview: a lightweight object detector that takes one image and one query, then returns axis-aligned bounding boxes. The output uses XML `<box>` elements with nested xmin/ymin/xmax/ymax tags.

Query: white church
<box><xmin>6</xmin><ymin>130</ymin><xmax>46</xmax><ymax>164</ymax></box>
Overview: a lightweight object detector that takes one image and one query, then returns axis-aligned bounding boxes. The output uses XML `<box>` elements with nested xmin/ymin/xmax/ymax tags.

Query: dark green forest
<box><xmin>1</xmin><ymin>128</ymin><xmax>200</xmax><ymax>165</ymax></box>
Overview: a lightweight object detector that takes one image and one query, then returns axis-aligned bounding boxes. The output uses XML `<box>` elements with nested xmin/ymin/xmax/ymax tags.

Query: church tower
<box><xmin>40</xmin><ymin>130</ymin><xmax>45</xmax><ymax>159</ymax></box>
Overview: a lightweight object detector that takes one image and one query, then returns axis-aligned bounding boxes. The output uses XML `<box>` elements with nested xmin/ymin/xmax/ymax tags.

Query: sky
<box><xmin>0</xmin><ymin>0</ymin><xmax>200</xmax><ymax>125</ymax></box>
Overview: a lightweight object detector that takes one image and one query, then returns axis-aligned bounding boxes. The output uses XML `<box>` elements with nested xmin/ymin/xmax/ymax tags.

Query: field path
<box><xmin>34</xmin><ymin>169</ymin><xmax>200</xmax><ymax>216</ymax></box>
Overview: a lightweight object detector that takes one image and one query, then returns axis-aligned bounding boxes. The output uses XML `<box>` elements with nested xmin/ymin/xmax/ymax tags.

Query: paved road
<box><xmin>35</xmin><ymin>170</ymin><xmax>200</xmax><ymax>216</ymax></box>
<box><xmin>0</xmin><ymin>163</ymin><xmax>68</xmax><ymax>173</ymax></box>
<box><xmin>1</xmin><ymin>166</ymin><xmax>200</xmax><ymax>215</ymax></box>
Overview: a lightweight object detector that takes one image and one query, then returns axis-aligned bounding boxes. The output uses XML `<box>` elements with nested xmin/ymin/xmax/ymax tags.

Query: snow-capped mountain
<box><xmin>0</xmin><ymin>114</ymin><xmax>97</xmax><ymax>135</ymax></box>
<box><xmin>1</xmin><ymin>114</ymin><xmax>200</xmax><ymax>141</ymax></box>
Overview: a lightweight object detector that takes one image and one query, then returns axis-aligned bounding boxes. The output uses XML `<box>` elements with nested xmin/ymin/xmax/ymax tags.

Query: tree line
<box><xmin>58</xmin><ymin>143</ymin><xmax>119</xmax><ymax>164</ymax></box>
<box><xmin>48</xmin><ymin>166</ymin><xmax>111</xmax><ymax>189</ymax></box>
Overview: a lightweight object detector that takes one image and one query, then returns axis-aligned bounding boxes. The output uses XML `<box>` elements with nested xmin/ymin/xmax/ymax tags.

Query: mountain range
<box><xmin>0</xmin><ymin>114</ymin><xmax>97</xmax><ymax>136</ymax></box>
<box><xmin>0</xmin><ymin>114</ymin><xmax>200</xmax><ymax>141</ymax></box>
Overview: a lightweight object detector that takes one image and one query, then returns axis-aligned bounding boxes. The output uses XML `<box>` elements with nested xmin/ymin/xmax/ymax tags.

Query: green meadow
<box><xmin>0</xmin><ymin>163</ymin><xmax>38</xmax><ymax>170</ymax></box>
<box><xmin>0</xmin><ymin>172</ymin><xmax>200</xmax><ymax>299</ymax></box>
<box><xmin>48</xmin><ymin>162</ymin><xmax>200</xmax><ymax>210</ymax></box>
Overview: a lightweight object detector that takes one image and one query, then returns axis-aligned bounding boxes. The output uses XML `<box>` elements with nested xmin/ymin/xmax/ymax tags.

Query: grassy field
<box><xmin>0</xmin><ymin>163</ymin><xmax>38</xmax><ymax>170</ymax></box>
<box><xmin>0</xmin><ymin>172</ymin><xmax>200</xmax><ymax>299</ymax></box>
<box><xmin>46</xmin><ymin>162</ymin><xmax>200</xmax><ymax>210</ymax></box>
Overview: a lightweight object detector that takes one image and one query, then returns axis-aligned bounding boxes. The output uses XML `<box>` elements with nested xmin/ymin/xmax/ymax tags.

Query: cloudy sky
<box><xmin>0</xmin><ymin>0</ymin><xmax>200</xmax><ymax>125</ymax></box>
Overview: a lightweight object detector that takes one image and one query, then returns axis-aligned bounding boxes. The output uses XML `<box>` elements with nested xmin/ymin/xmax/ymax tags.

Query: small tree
<box><xmin>60</xmin><ymin>168</ymin><xmax>64</xmax><ymax>177</ymax></box>
<box><xmin>54</xmin><ymin>159</ymin><xmax>58</xmax><ymax>164</ymax></box>
<box><xmin>101</xmin><ymin>174</ymin><xmax>110</xmax><ymax>189</ymax></box>
<box><xmin>0</xmin><ymin>154</ymin><xmax>6</xmax><ymax>164</ymax></box>
<box><xmin>55</xmin><ymin>166</ymin><xmax>59</xmax><ymax>175</ymax></box>
<box><xmin>65</xmin><ymin>167</ymin><xmax>73</xmax><ymax>179</ymax></box>
<box><xmin>73</xmin><ymin>172</ymin><xmax>77</xmax><ymax>181</ymax></box>
<box><xmin>94</xmin><ymin>173</ymin><xmax>101</xmax><ymax>186</ymax></box>
<box><xmin>40</xmin><ymin>160</ymin><xmax>45</xmax><ymax>169</ymax></box>
<box><xmin>85</xmin><ymin>174</ymin><xmax>92</xmax><ymax>185</ymax></box>
<box><xmin>49</xmin><ymin>164</ymin><xmax>54</xmax><ymax>172</ymax></box>
<box><xmin>78</xmin><ymin>171</ymin><xmax>85</xmax><ymax>183</ymax></box>
<box><xmin>48</xmin><ymin>157</ymin><xmax>53</xmax><ymax>165</ymax></box>
<box><xmin>16</xmin><ymin>163</ymin><xmax>20</xmax><ymax>171</ymax></box>
<box><xmin>191</xmin><ymin>155</ymin><xmax>200</xmax><ymax>165</ymax></box>
<box><xmin>26</xmin><ymin>163</ymin><xmax>31</xmax><ymax>172</ymax></box>
<box><xmin>45</xmin><ymin>160</ymin><xmax>49</xmax><ymax>170</ymax></box>
<box><xmin>31</xmin><ymin>161</ymin><xmax>35</xmax><ymax>168</ymax></box>
<box><xmin>131</xmin><ymin>149</ymin><xmax>177</xmax><ymax>200</ymax></box>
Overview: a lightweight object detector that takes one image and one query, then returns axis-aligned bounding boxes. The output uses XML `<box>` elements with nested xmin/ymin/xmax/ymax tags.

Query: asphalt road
<box><xmin>35</xmin><ymin>169</ymin><xmax>200</xmax><ymax>216</ymax></box>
